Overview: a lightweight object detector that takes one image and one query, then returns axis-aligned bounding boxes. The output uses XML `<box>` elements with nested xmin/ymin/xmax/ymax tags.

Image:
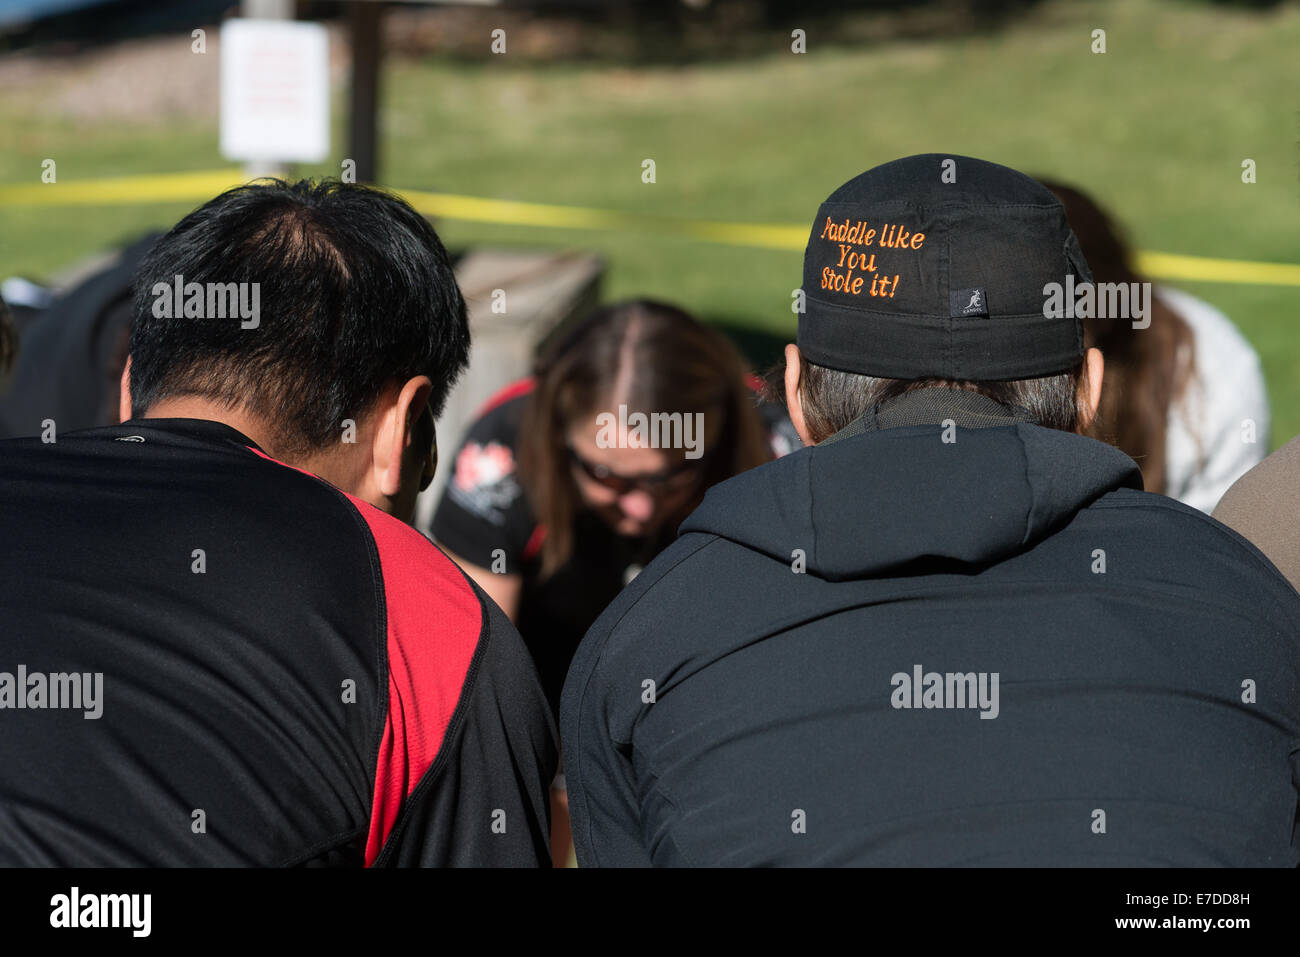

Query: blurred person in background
<box><xmin>1213</xmin><ymin>434</ymin><xmax>1300</xmax><ymax>594</ymax></box>
<box><xmin>1039</xmin><ymin>180</ymin><xmax>1268</xmax><ymax>512</ymax></box>
<box><xmin>431</xmin><ymin>298</ymin><xmax>789</xmax><ymax>716</ymax></box>
<box><xmin>429</xmin><ymin>298</ymin><xmax>790</xmax><ymax>863</ymax></box>
<box><xmin>0</xmin><ymin>292</ymin><xmax>16</xmax><ymax>385</ymax></box>
<box><xmin>0</xmin><ymin>234</ymin><xmax>157</xmax><ymax>439</ymax></box>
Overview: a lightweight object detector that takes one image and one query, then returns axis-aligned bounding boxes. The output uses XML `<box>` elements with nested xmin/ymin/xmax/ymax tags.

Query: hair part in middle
<box><xmin>518</xmin><ymin>299</ymin><xmax>770</xmax><ymax>579</ymax></box>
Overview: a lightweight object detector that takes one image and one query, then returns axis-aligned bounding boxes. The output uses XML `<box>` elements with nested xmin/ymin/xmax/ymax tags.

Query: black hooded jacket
<box><xmin>561</xmin><ymin>390</ymin><xmax>1300</xmax><ymax>866</ymax></box>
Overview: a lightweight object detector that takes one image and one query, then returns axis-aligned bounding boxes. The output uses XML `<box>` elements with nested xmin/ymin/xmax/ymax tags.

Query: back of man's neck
<box><xmin>138</xmin><ymin>397</ymin><xmax>280</xmax><ymax>457</ymax></box>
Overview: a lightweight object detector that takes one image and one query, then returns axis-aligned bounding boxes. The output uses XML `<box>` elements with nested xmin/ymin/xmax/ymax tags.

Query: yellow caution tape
<box><xmin>1133</xmin><ymin>251</ymin><xmax>1300</xmax><ymax>288</ymax></box>
<box><xmin>2</xmin><ymin>169</ymin><xmax>1297</xmax><ymax>287</ymax></box>
<box><xmin>0</xmin><ymin>170</ymin><xmax>247</xmax><ymax>207</ymax></box>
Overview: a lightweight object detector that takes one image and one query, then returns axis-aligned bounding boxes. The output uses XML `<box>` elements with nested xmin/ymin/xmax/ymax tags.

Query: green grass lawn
<box><xmin>2</xmin><ymin>0</ymin><xmax>1298</xmax><ymax>442</ymax></box>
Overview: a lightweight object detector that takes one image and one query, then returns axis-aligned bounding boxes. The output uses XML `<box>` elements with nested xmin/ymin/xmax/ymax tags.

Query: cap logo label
<box><xmin>816</xmin><ymin>216</ymin><xmax>925</xmax><ymax>301</ymax></box>
<box><xmin>950</xmin><ymin>287</ymin><xmax>988</xmax><ymax>318</ymax></box>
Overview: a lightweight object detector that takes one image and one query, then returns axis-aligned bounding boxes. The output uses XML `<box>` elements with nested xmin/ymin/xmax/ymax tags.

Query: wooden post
<box><xmin>348</xmin><ymin>1</ymin><xmax>383</xmax><ymax>184</ymax></box>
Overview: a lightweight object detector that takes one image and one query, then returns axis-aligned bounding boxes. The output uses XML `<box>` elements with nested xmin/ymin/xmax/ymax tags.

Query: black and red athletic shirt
<box><xmin>430</xmin><ymin>377</ymin><xmax>801</xmax><ymax>718</ymax></box>
<box><xmin>0</xmin><ymin>417</ymin><xmax>557</xmax><ymax>866</ymax></box>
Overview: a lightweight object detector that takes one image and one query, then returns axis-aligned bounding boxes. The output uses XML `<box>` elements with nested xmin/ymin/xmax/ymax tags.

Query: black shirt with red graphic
<box><xmin>429</xmin><ymin>379</ymin><xmax>799</xmax><ymax>718</ymax></box>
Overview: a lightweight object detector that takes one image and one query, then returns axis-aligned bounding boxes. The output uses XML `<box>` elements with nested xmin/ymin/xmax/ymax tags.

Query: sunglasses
<box><xmin>567</xmin><ymin>445</ymin><xmax>707</xmax><ymax>496</ymax></box>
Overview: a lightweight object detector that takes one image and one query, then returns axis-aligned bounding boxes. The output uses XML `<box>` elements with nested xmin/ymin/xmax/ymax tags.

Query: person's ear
<box><xmin>118</xmin><ymin>355</ymin><xmax>133</xmax><ymax>423</ymax></box>
<box><xmin>371</xmin><ymin>375</ymin><xmax>434</xmax><ymax>500</ymax></box>
<box><xmin>1077</xmin><ymin>347</ymin><xmax>1105</xmax><ymax>434</ymax></box>
<box><xmin>418</xmin><ymin>405</ymin><xmax>438</xmax><ymax>492</ymax></box>
<box><xmin>783</xmin><ymin>343</ymin><xmax>815</xmax><ymax>447</ymax></box>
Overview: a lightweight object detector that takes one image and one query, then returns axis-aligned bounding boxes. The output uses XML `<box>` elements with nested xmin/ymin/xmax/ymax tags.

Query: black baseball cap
<box><xmin>798</xmin><ymin>153</ymin><xmax>1092</xmax><ymax>381</ymax></box>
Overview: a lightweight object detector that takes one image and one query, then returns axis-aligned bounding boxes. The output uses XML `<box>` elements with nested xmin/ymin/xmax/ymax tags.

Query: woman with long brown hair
<box><xmin>430</xmin><ymin>298</ymin><xmax>790</xmax><ymax>865</ymax></box>
<box><xmin>431</xmin><ymin>299</ymin><xmax>790</xmax><ymax>717</ymax></box>
<box><xmin>1040</xmin><ymin>180</ymin><xmax>1268</xmax><ymax>510</ymax></box>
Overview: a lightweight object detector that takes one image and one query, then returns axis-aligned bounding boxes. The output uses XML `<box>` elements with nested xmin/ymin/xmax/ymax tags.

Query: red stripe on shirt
<box><xmin>350</xmin><ymin>498</ymin><xmax>481</xmax><ymax>865</ymax></box>
<box><xmin>244</xmin><ymin>447</ymin><xmax>482</xmax><ymax>866</ymax></box>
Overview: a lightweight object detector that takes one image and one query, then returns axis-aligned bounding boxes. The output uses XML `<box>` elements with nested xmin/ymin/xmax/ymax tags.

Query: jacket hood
<box><xmin>682</xmin><ymin>392</ymin><xmax>1142</xmax><ymax>581</ymax></box>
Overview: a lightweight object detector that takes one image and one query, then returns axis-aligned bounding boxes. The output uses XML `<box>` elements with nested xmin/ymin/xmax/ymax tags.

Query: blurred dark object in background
<box><xmin>3</xmin><ymin>0</ymin><xmax>1280</xmax><ymax>64</ymax></box>
<box><xmin>0</xmin><ymin>0</ymin><xmax>233</xmax><ymax>50</ymax></box>
<box><xmin>0</xmin><ymin>233</ymin><xmax>159</xmax><ymax>439</ymax></box>
<box><xmin>0</xmin><ymin>292</ymin><xmax>17</xmax><ymax>383</ymax></box>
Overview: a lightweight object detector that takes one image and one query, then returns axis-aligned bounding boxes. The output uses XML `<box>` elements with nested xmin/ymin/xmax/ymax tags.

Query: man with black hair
<box><xmin>561</xmin><ymin>154</ymin><xmax>1300</xmax><ymax>867</ymax></box>
<box><xmin>0</xmin><ymin>179</ymin><xmax>556</xmax><ymax>866</ymax></box>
